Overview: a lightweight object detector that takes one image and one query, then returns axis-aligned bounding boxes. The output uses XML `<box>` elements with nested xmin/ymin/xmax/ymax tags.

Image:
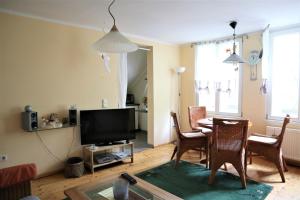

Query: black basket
<box><xmin>64</xmin><ymin>157</ymin><xmax>84</xmax><ymax>178</ymax></box>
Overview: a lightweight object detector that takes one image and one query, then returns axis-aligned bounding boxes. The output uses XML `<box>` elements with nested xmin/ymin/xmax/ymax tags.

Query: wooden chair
<box><xmin>170</xmin><ymin>112</ymin><xmax>211</xmax><ymax>168</ymax></box>
<box><xmin>188</xmin><ymin>106</ymin><xmax>209</xmax><ymax>130</ymax></box>
<box><xmin>246</xmin><ymin>115</ymin><xmax>290</xmax><ymax>182</ymax></box>
<box><xmin>208</xmin><ymin>118</ymin><xmax>249</xmax><ymax>188</ymax></box>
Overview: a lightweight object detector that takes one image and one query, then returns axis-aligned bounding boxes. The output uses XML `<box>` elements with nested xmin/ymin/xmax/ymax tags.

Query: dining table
<box><xmin>197</xmin><ymin>117</ymin><xmax>253</xmax><ymax>130</ymax></box>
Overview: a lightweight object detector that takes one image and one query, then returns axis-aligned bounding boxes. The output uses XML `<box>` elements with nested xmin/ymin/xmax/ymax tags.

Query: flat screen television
<box><xmin>80</xmin><ymin>108</ymin><xmax>135</xmax><ymax>145</ymax></box>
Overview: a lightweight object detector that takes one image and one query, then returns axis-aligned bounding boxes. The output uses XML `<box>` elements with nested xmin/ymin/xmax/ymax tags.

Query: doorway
<box><xmin>127</xmin><ymin>48</ymin><xmax>152</xmax><ymax>152</ymax></box>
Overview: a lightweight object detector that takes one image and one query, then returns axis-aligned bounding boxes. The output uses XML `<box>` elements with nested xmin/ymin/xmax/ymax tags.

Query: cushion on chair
<box><xmin>248</xmin><ymin>135</ymin><xmax>277</xmax><ymax>144</ymax></box>
<box><xmin>0</xmin><ymin>163</ymin><xmax>37</xmax><ymax>188</ymax></box>
<box><xmin>199</xmin><ymin>127</ymin><xmax>213</xmax><ymax>135</ymax></box>
<box><xmin>182</xmin><ymin>132</ymin><xmax>206</xmax><ymax>138</ymax></box>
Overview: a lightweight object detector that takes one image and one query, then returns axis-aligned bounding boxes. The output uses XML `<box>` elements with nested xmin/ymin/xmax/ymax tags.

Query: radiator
<box><xmin>266</xmin><ymin>126</ymin><xmax>300</xmax><ymax>162</ymax></box>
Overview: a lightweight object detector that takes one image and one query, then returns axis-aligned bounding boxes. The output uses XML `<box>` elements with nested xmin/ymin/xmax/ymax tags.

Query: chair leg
<box><xmin>223</xmin><ymin>163</ymin><xmax>227</xmax><ymax>171</ymax></box>
<box><xmin>249</xmin><ymin>151</ymin><xmax>253</xmax><ymax>164</ymax></box>
<box><xmin>233</xmin><ymin>161</ymin><xmax>247</xmax><ymax>189</ymax></box>
<box><xmin>275</xmin><ymin>156</ymin><xmax>286</xmax><ymax>183</ymax></box>
<box><xmin>171</xmin><ymin>146</ymin><xmax>177</xmax><ymax>160</ymax></box>
<box><xmin>208</xmin><ymin>161</ymin><xmax>223</xmax><ymax>185</ymax></box>
<box><xmin>245</xmin><ymin>150</ymin><xmax>248</xmax><ymax>176</ymax></box>
<box><xmin>205</xmin><ymin>145</ymin><xmax>209</xmax><ymax>169</ymax></box>
<box><xmin>282</xmin><ymin>156</ymin><xmax>288</xmax><ymax>172</ymax></box>
<box><xmin>175</xmin><ymin>149</ymin><xmax>184</xmax><ymax>168</ymax></box>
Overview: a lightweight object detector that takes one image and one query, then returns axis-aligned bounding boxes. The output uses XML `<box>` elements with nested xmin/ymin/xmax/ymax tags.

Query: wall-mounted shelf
<box><xmin>25</xmin><ymin>124</ymin><xmax>77</xmax><ymax>132</ymax></box>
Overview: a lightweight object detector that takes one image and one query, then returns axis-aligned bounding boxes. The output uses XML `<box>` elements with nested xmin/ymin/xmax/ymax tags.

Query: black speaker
<box><xmin>69</xmin><ymin>109</ymin><xmax>77</xmax><ymax>125</ymax></box>
<box><xmin>22</xmin><ymin>111</ymin><xmax>38</xmax><ymax>131</ymax></box>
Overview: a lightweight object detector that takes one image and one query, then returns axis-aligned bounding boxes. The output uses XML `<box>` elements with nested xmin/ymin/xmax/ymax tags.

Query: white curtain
<box><xmin>118</xmin><ymin>53</ymin><xmax>128</xmax><ymax>108</ymax></box>
<box><xmin>261</xmin><ymin>25</ymin><xmax>270</xmax><ymax>94</ymax></box>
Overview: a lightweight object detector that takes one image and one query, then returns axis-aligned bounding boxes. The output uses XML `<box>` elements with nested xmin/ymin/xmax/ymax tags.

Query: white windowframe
<box><xmin>195</xmin><ymin>38</ymin><xmax>244</xmax><ymax>117</ymax></box>
<box><xmin>267</xmin><ymin>27</ymin><xmax>300</xmax><ymax>121</ymax></box>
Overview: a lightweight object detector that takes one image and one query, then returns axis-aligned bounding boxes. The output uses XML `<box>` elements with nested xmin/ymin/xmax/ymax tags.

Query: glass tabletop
<box><xmin>84</xmin><ymin>179</ymin><xmax>164</xmax><ymax>200</ymax></box>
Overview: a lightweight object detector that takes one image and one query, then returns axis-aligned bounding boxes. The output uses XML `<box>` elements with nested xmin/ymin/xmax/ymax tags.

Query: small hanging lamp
<box><xmin>92</xmin><ymin>0</ymin><xmax>138</xmax><ymax>53</ymax></box>
<box><xmin>223</xmin><ymin>21</ymin><xmax>245</xmax><ymax>64</ymax></box>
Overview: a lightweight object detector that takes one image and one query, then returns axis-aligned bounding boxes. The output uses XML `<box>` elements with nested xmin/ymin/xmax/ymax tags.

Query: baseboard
<box><xmin>35</xmin><ymin>167</ymin><xmax>64</xmax><ymax>179</ymax></box>
<box><xmin>286</xmin><ymin>158</ymin><xmax>300</xmax><ymax>167</ymax></box>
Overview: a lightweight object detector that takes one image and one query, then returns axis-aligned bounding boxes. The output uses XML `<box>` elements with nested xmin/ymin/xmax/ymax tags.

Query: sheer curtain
<box><xmin>195</xmin><ymin>40</ymin><xmax>241</xmax><ymax>115</ymax></box>
<box><xmin>261</xmin><ymin>25</ymin><xmax>270</xmax><ymax>94</ymax></box>
<box><xmin>118</xmin><ymin>53</ymin><xmax>128</xmax><ymax>108</ymax></box>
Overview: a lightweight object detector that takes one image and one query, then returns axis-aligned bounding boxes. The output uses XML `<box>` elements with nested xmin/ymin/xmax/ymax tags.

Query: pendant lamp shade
<box><xmin>92</xmin><ymin>0</ymin><xmax>138</xmax><ymax>53</ymax></box>
<box><xmin>92</xmin><ymin>25</ymin><xmax>138</xmax><ymax>53</ymax></box>
<box><xmin>223</xmin><ymin>52</ymin><xmax>245</xmax><ymax>63</ymax></box>
<box><xmin>223</xmin><ymin>21</ymin><xmax>245</xmax><ymax>64</ymax></box>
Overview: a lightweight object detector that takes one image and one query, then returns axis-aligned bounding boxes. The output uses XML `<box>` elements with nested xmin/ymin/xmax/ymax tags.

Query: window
<box><xmin>195</xmin><ymin>40</ymin><xmax>243</xmax><ymax>116</ymax></box>
<box><xmin>268</xmin><ymin>28</ymin><xmax>300</xmax><ymax>120</ymax></box>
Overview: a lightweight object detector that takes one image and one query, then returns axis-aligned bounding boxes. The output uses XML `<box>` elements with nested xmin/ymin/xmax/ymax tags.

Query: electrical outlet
<box><xmin>1</xmin><ymin>154</ymin><xmax>8</xmax><ymax>161</ymax></box>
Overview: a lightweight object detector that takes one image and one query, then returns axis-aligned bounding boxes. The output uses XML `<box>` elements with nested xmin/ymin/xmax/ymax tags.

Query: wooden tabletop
<box><xmin>197</xmin><ymin>117</ymin><xmax>252</xmax><ymax>128</ymax></box>
<box><xmin>64</xmin><ymin>173</ymin><xmax>183</xmax><ymax>200</ymax></box>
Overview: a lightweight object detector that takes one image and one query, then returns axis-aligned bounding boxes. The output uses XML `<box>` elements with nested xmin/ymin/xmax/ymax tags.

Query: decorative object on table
<box><xmin>113</xmin><ymin>177</ymin><xmax>129</xmax><ymax>200</ymax></box>
<box><xmin>248</xmin><ymin>50</ymin><xmax>262</xmax><ymax>81</ymax></box>
<box><xmin>136</xmin><ymin>160</ymin><xmax>273</xmax><ymax>200</ymax></box>
<box><xmin>223</xmin><ymin>21</ymin><xmax>245</xmax><ymax>66</ymax></box>
<box><xmin>40</xmin><ymin>113</ymin><xmax>63</xmax><ymax>128</ymax></box>
<box><xmin>69</xmin><ymin>105</ymin><xmax>77</xmax><ymax>125</ymax></box>
<box><xmin>21</xmin><ymin>106</ymin><xmax>38</xmax><ymax>131</ymax></box>
<box><xmin>92</xmin><ymin>0</ymin><xmax>138</xmax><ymax>54</ymax></box>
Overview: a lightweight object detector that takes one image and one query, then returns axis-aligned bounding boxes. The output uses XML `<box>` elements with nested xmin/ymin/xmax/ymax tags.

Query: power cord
<box><xmin>35</xmin><ymin>127</ymin><xmax>76</xmax><ymax>163</ymax></box>
<box><xmin>66</xmin><ymin>126</ymin><xmax>76</xmax><ymax>158</ymax></box>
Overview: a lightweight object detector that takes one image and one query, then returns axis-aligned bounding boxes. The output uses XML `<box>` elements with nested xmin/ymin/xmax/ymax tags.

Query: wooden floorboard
<box><xmin>32</xmin><ymin>143</ymin><xmax>300</xmax><ymax>200</ymax></box>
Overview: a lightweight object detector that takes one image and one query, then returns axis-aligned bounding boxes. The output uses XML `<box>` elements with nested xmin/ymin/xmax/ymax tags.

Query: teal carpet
<box><xmin>136</xmin><ymin>160</ymin><xmax>272</xmax><ymax>200</ymax></box>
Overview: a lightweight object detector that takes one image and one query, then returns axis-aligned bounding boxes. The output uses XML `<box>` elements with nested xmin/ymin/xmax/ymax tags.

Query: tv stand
<box><xmin>83</xmin><ymin>142</ymin><xmax>134</xmax><ymax>174</ymax></box>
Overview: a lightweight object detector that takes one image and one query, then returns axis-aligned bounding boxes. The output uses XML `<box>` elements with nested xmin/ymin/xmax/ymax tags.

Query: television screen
<box><xmin>80</xmin><ymin>108</ymin><xmax>135</xmax><ymax>145</ymax></box>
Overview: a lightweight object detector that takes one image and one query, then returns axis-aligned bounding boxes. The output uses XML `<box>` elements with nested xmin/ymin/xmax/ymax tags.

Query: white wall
<box><xmin>127</xmin><ymin>50</ymin><xmax>148</xmax><ymax>105</ymax></box>
<box><xmin>0</xmin><ymin>12</ymin><xmax>180</xmax><ymax>176</ymax></box>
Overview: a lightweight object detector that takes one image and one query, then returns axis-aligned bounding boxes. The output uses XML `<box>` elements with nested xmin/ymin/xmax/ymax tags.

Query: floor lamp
<box><xmin>175</xmin><ymin>66</ymin><xmax>186</xmax><ymax>123</ymax></box>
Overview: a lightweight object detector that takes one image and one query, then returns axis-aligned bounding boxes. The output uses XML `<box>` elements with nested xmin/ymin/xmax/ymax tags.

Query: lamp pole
<box><xmin>175</xmin><ymin>67</ymin><xmax>186</xmax><ymax>123</ymax></box>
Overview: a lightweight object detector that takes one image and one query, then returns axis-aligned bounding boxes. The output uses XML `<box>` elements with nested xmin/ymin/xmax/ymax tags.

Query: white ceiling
<box><xmin>0</xmin><ymin>0</ymin><xmax>300</xmax><ymax>44</ymax></box>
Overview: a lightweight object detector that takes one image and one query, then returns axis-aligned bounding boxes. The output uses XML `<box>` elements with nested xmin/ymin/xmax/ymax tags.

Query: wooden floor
<box><xmin>32</xmin><ymin>143</ymin><xmax>300</xmax><ymax>200</ymax></box>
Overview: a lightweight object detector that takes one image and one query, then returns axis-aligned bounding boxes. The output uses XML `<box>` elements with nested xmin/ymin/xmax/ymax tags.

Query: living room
<box><xmin>0</xmin><ymin>1</ymin><xmax>300</xmax><ymax>200</ymax></box>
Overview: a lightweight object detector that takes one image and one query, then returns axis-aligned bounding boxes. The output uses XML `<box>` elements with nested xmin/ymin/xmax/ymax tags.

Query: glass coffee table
<box><xmin>64</xmin><ymin>173</ymin><xmax>182</xmax><ymax>200</ymax></box>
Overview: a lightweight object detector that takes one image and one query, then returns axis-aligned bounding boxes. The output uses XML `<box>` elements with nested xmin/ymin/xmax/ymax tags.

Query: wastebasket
<box><xmin>64</xmin><ymin>157</ymin><xmax>84</xmax><ymax>178</ymax></box>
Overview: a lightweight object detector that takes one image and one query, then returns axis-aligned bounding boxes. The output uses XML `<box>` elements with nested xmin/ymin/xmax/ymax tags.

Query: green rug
<box><xmin>136</xmin><ymin>160</ymin><xmax>272</xmax><ymax>200</ymax></box>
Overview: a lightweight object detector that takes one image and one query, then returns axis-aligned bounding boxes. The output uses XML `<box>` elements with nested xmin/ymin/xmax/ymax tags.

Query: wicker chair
<box><xmin>208</xmin><ymin>118</ymin><xmax>249</xmax><ymax>188</ymax></box>
<box><xmin>188</xmin><ymin>106</ymin><xmax>210</xmax><ymax>130</ymax></box>
<box><xmin>246</xmin><ymin>115</ymin><xmax>290</xmax><ymax>182</ymax></box>
<box><xmin>170</xmin><ymin>112</ymin><xmax>212</xmax><ymax>168</ymax></box>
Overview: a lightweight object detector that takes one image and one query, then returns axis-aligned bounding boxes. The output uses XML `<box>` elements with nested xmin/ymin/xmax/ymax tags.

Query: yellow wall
<box><xmin>0</xmin><ymin>12</ymin><xmax>180</xmax><ymax>175</ymax></box>
<box><xmin>180</xmin><ymin>33</ymin><xmax>268</xmax><ymax>133</ymax></box>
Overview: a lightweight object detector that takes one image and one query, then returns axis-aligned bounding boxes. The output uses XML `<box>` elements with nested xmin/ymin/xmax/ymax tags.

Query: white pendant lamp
<box><xmin>92</xmin><ymin>0</ymin><xmax>138</xmax><ymax>53</ymax></box>
<box><xmin>223</xmin><ymin>21</ymin><xmax>245</xmax><ymax>64</ymax></box>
